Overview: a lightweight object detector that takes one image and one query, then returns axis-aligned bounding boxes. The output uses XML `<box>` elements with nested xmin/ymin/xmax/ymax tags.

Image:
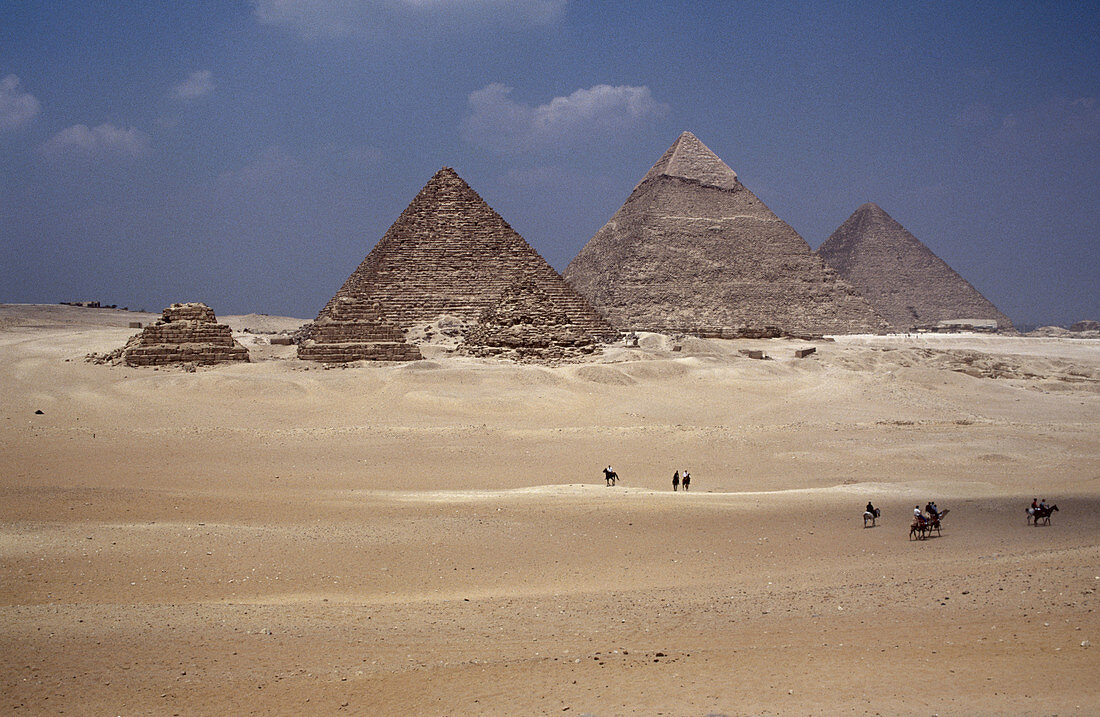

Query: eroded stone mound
<box><xmin>564</xmin><ymin>131</ymin><xmax>889</xmax><ymax>337</ymax></box>
<box><xmin>817</xmin><ymin>203</ymin><xmax>1013</xmax><ymax>332</ymax></box>
<box><xmin>109</xmin><ymin>302</ymin><xmax>249</xmax><ymax>366</ymax></box>
<box><xmin>463</xmin><ymin>280</ymin><xmax>602</xmax><ymax>362</ymax></box>
<box><xmin>301</xmin><ymin>167</ymin><xmax>616</xmax><ymax>362</ymax></box>
<box><xmin>1070</xmin><ymin>320</ymin><xmax>1100</xmax><ymax>332</ymax></box>
<box><xmin>831</xmin><ymin>346</ymin><xmax>1100</xmax><ymax>385</ymax></box>
<box><xmin>297</xmin><ymin>297</ymin><xmax>422</xmax><ymax>362</ymax></box>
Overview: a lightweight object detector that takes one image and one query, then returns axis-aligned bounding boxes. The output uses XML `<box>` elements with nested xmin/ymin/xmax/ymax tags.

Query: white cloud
<box><xmin>0</xmin><ymin>74</ymin><xmax>41</xmax><ymax>131</ymax></box>
<box><xmin>461</xmin><ymin>83</ymin><xmax>669</xmax><ymax>154</ymax></box>
<box><xmin>171</xmin><ymin>70</ymin><xmax>215</xmax><ymax>101</ymax></box>
<box><xmin>251</xmin><ymin>0</ymin><xmax>566</xmax><ymax>39</ymax></box>
<box><xmin>40</xmin><ymin>123</ymin><xmax>150</xmax><ymax>159</ymax></box>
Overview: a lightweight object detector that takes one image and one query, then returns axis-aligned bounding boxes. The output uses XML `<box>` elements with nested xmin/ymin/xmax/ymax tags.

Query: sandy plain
<box><xmin>1</xmin><ymin>303</ymin><xmax>1098</xmax><ymax>715</ymax></box>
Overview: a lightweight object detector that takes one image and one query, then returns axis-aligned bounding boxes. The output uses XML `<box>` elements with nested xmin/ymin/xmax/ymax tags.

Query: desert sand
<box><xmin>1</xmin><ymin>303</ymin><xmax>1098</xmax><ymax>715</ymax></box>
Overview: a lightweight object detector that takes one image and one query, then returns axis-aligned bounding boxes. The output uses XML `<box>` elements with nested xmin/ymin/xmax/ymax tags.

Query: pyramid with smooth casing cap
<box><xmin>564</xmin><ymin>132</ymin><xmax>889</xmax><ymax>336</ymax></box>
<box><xmin>299</xmin><ymin>167</ymin><xmax>616</xmax><ymax>360</ymax></box>
<box><xmin>817</xmin><ymin>203</ymin><xmax>1013</xmax><ymax>331</ymax></box>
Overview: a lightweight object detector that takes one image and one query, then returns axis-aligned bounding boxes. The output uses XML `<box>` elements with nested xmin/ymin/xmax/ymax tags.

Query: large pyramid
<box><xmin>299</xmin><ymin>167</ymin><xmax>616</xmax><ymax>360</ymax></box>
<box><xmin>564</xmin><ymin>132</ymin><xmax>889</xmax><ymax>336</ymax></box>
<box><xmin>817</xmin><ymin>203</ymin><xmax>1013</xmax><ymax>332</ymax></box>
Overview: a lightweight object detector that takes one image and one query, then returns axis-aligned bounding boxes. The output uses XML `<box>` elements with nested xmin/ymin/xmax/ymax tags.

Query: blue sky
<box><xmin>1</xmin><ymin>1</ymin><xmax>1097</xmax><ymax>325</ymax></box>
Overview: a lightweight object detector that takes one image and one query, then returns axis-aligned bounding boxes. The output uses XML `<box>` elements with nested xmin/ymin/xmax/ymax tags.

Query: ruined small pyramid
<box><xmin>297</xmin><ymin>296</ymin><xmax>423</xmax><ymax>362</ymax></box>
<box><xmin>300</xmin><ymin>167</ymin><xmax>615</xmax><ymax>360</ymax></box>
<box><xmin>119</xmin><ymin>302</ymin><xmax>249</xmax><ymax>366</ymax></box>
<box><xmin>564</xmin><ymin>132</ymin><xmax>889</xmax><ymax>336</ymax></box>
<box><xmin>463</xmin><ymin>279</ymin><xmax>602</xmax><ymax>361</ymax></box>
<box><xmin>817</xmin><ymin>203</ymin><xmax>1013</xmax><ymax>331</ymax></box>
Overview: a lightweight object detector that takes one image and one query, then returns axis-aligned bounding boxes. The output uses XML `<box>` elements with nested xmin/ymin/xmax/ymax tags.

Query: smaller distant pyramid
<box><xmin>117</xmin><ymin>303</ymin><xmax>249</xmax><ymax>366</ymax></box>
<box><xmin>300</xmin><ymin>167</ymin><xmax>616</xmax><ymax>362</ymax></box>
<box><xmin>463</xmin><ymin>279</ymin><xmax>601</xmax><ymax>361</ymax></box>
<box><xmin>297</xmin><ymin>297</ymin><xmax>422</xmax><ymax>362</ymax></box>
<box><xmin>817</xmin><ymin>203</ymin><xmax>1013</xmax><ymax>332</ymax></box>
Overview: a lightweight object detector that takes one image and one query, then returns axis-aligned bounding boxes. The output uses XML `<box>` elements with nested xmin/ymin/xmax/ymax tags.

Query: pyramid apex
<box><xmin>423</xmin><ymin>166</ymin><xmax>474</xmax><ymax>194</ymax></box>
<box><xmin>639</xmin><ymin>131</ymin><xmax>739</xmax><ymax>190</ymax></box>
<box><xmin>856</xmin><ymin>202</ymin><xmax>890</xmax><ymax>217</ymax></box>
<box><xmin>431</xmin><ymin>166</ymin><xmax>461</xmax><ymax>180</ymax></box>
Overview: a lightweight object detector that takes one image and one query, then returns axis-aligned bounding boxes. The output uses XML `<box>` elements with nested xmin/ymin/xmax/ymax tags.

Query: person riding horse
<box><xmin>603</xmin><ymin>465</ymin><xmax>618</xmax><ymax>486</ymax></box>
<box><xmin>1029</xmin><ymin>499</ymin><xmax>1059</xmax><ymax>525</ymax></box>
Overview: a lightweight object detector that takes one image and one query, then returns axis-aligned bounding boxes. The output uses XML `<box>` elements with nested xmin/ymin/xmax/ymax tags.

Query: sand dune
<box><xmin>1</xmin><ymin>304</ymin><xmax>1098</xmax><ymax>714</ymax></box>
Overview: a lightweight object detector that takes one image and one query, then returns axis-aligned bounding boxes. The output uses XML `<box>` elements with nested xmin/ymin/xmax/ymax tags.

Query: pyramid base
<box><xmin>635</xmin><ymin>325</ymin><xmax>833</xmax><ymax>340</ymax></box>
<box><xmin>123</xmin><ymin>344</ymin><xmax>250</xmax><ymax>366</ymax></box>
<box><xmin>297</xmin><ymin>341</ymin><xmax>422</xmax><ymax>363</ymax></box>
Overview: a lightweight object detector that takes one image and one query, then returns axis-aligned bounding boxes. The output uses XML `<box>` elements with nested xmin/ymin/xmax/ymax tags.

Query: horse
<box><xmin>1028</xmin><ymin>504</ymin><xmax>1059</xmax><ymax>526</ymax></box>
<box><xmin>863</xmin><ymin>507</ymin><xmax>881</xmax><ymax>527</ymax></box>
<box><xmin>605</xmin><ymin>471</ymin><xmax>619</xmax><ymax>486</ymax></box>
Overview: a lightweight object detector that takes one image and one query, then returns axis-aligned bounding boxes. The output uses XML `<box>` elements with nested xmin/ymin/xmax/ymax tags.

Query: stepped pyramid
<box><xmin>117</xmin><ymin>302</ymin><xmax>249</xmax><ymax>366</ymax></box>
<box><xmin>297</xmin><ymin>296</ymin><xmax>423</xmax><ymax>362</ymax></box>
<box><xmin>299</xmin><ymin>167</ymin><xmax>615</xmax><ymax>361</ymax></box>
<box><xmin>817</xmin><ymin>203</ymin><xmax>1013</xmax><ymax>332</ymax></box>
<box><xmin>564</xmin><ymin>132</ymin><xmax>889</xmax><ymax>336</ymax></box>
